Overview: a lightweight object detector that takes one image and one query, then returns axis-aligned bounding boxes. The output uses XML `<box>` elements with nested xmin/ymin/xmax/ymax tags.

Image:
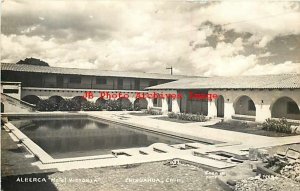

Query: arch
<box><xmin>72</xmin><ymin>96</ymin><xmax>87</xmax><ymax>106</ymax></box>
<box><xmin>22</xmin><ymin>95</ymin><xmax>41</xmax><ymax>105</ymax></box>
<box><xmin>49</xmin><ymin>95</ymin><xmax>64</xmax><ymax>104</ymax></box>
<box><xmin>167</xmin><ymin>98</ymin><xmax>172</xmax><ymax>112</ymax></box>
<box><xmin>271</xmin><ymin>96</ymin><xmax>300</xmax><ymax>120</ymax></box>
<box><xmin>133</xmin><ymin>98</ymin><xmax>148</xmax><ymax>110</ymax></box>
<box><xmin>1</xmin><ymin>102</ymin><xmax>4</xmax><ymax>113</ymax></box>
<box><xmin>117</xmin><ymin>97</ymin><xmax>132</xmax><ymax>110</ymax></box>
<box><xmin>233</xmin><ymin>95</ymin><xmax>256</xmax><ymax>116</ymax></box>
<box><xmin>95</xmin><ymin>97</ymin><xmax>107</xmax><ymax>106</ymax></box>
<box><xmin>216</xmin><ymin>95</ymin><xmax>224</xmax><ymax>117</ymax></box>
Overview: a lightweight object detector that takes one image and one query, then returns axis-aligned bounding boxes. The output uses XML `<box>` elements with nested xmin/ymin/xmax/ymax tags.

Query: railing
<box><xmin>29</xmin><ymin>82</ymin><xmax>145</xmax><ymax>91</ymax></box>
<box><xmin>22</xmin><ymin>87</ymin><xmax>148</xmax><ymax>93</ymax></box>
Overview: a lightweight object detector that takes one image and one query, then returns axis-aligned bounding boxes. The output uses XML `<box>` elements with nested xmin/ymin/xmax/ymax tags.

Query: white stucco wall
<box><xmin>210</xmin><ymin>89</ymin><xmax>300</xmax><ymax>122</ymax></box>
<box><xmin>154</xmin><ymin>89</ymin><xmax>300</xmax><ymax>122</ymax></box>
<box><xmin>1</xmin><ymin>82</ymin><xmax>21</xmax><ymax>100</ymax></box>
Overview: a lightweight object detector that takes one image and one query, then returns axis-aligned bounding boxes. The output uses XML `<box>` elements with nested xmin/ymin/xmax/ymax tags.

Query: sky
<box><xmin>1</xmin><ymin>0</ymin><xmax>300</xmax><ymax>76</ymax></box>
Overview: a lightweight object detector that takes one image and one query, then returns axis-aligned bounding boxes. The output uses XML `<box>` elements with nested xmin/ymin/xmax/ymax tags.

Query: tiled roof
<box><xmin>1</xmin><ymin>63</ymin><xmax>192</xmax><ymax>80</ymax></box>
<box><xmin>146</xmin><ymin>74</ymin><xmax>300</xmax><ymax>90</ymax></box>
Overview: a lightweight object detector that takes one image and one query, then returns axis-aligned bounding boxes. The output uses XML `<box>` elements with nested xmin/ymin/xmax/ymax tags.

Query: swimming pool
<box><xmin>11</xmin><ymin>117</ymin><xmax>191</xmax><ymax>159</ymax></box>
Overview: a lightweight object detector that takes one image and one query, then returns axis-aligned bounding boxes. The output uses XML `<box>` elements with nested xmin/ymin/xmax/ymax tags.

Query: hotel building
<box><xmin>1</xmin><ymin>63</ymin><xmax>300</xmax><ymax>122</ymax></box>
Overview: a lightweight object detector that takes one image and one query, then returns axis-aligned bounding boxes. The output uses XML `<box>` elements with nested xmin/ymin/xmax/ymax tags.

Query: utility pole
<box><xmin>166</xmin><ymin>66</ymin><xmax>173</xmax><ymax>75</ymax></box>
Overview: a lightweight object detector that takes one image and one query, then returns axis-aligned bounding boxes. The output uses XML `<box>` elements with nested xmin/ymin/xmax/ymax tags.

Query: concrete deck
<box><xmin>2</xmin><ymin>111</ymin><xmax>300</xmax><ymax>173</ymax></box>
<box><xmin>93</xmin><ymin>111</ymin><xmax>300</xmax><ymax>148</ymax></box>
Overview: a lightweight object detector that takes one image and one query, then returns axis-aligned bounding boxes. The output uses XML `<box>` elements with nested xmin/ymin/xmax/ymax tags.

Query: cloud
<box><xmin>257</xmin><ymin>36</ymin><xmax>273</xmax><ymax>48</ymax></box>
<box><xmin>203</xmin><ymin>1</ymin><xmax>300</xmax><ymax>37</ymax></box>
<box><xmin>189</xmin><ymin>38</ymin><xmax>258</xmax><ymax>76</ymax></box>
<box><xmin>245</xmin><ymin>61</ymin><xmax>300</xmax><ymax>75</ymax></box>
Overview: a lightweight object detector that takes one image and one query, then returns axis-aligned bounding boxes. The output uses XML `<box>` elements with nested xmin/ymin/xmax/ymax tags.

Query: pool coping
<box><xmin>3</xmin><ymin>112</ymin><xmax>223</xmax><ymax>145</ymax></box>
<box><xmin>2</xmin><ymin>112</ymin><xmax>238</xmax><ymax>170</ymax></box>
<box><xmin>4</xmin><ymin>122</ymin><xmax>116</xmax><ymax>164</ymax></box>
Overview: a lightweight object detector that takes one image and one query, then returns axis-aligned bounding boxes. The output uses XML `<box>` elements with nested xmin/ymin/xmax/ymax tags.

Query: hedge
<box><xmin>168</xmin><ymin>112</ymin><xmax>206</xmax><ymax>122</ymax></box>
<box><xmin>262</xmin><ymin>118</ymin><xmax>292</xmax><ymax>133</ymax></box>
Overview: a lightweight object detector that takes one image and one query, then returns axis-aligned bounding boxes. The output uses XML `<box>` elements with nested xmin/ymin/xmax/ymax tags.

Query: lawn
<box><xmin>204</xmin><ymin>120</ymin><xmax>295</xmax><ymax>137</ymax></box>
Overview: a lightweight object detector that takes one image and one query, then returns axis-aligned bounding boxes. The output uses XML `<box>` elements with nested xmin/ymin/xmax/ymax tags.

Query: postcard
<box><xmin>1</xmin><ymin>1</ymin><xmax>300</xmax><ymax>191</ymax></box>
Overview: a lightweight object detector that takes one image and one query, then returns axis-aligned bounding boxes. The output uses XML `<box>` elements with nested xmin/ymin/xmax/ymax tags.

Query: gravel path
<box><xmin>48</xmin><ymin>161</ymin><xmax>224</xmax><ymax>191</ymax></box>
<box><xmin>234</xmin><ymin>175</ymin><xmax>300</xmax><ymax>191</ymax></box>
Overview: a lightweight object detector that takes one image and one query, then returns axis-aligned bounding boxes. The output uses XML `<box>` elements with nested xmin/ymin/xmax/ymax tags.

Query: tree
<box><xmin>16</xmin><ymin>58</ymin><xmax>49</xmax><ymax>66</ymax></box>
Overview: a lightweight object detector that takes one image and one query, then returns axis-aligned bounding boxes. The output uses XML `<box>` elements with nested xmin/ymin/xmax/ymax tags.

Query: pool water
<box><xmin>11</xmin><ymin>117</ymin><xmax>189</xmax><ymax>159</ymax></box>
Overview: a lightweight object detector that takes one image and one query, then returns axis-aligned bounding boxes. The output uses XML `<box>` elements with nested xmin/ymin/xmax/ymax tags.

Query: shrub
<box><xmin>168</xmin><ymin>112</ymin><xmax>206</xmax><ymax>122</ymax></box>
<box><xmin>81</xmin><ymin>101</ymin><xmax>102</xmax><ymax>111</ymax></box>
<box><xmin>192</xmin><ymin>113</ymin><xmax>206</xmax><ymax>122</ymax></box>
<box><xmin>134</xmin><ymin>102</ymin><xmax>141</xmax><ymax>111</ymax></box>
<box><xmin>262</xmin><ymin>118</ymin><xmax>292</xmax><ymax>133</ymax></box>
<box><xmin>36</xmin><ymin>99</ymin><xmax>58</xmax><ymax>111</ymax></box>
<box><xmin>125</xmin><ymin>103</ymin><xmax>134</xmax><ymax>111</ymax></box>
<box><xmin>168</xmin><ymin>112</ymin><xmax>177</xmax><ymax>118</ymax></box>
<box><xmin>119</xmin><ymin>99</ymin><xmax>133</xmax><ymax>111</ymax></box>
<box><xmin>105</xmin><ymin>100</ymin><xmax>122</xmax><ymax>111</ymax></box>
<box><xmin>96</xmin><ymin>99</ymin><xmax>107</xmax><ymax>110</ymax></box>
<box><xmin>143</xmin><ymin>108</ymin><xmax>162</xmax><ymax>115</ymax></box>
<box><xmin>134</xmin><ymin>99</ymin><xmax>147</xmax><ymax>110</ymax></box>
<box><xmin>58</xmin><ymin>99</ymin><xmax>81</xmax><ymax>111</ymax></box>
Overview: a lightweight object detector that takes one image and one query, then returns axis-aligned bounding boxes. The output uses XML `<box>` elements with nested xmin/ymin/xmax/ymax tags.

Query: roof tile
<box><xmin>1</xmin><ymin>63</ymin><xmax>191</xmax><ymax>80</ymax></box>
<box><xmin>146</xmin><ymin>74</ymin><xmax>300</xmax><ymax>89</ymax></box>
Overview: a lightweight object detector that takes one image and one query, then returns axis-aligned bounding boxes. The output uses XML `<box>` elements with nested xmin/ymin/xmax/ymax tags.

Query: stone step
<box><xmin>139</xmin><ymin>148</ymin><xmax>158</xmax><ymax>155</ymax></box>
<box><xmin>180</xmin><ymin>155</ymin><xmax>236</xmax><ymax>169</ymax></box>
<box><xmin>185</xmin><ymin>142</ymin><xmax>213</xmax><ymax>149</ymax></box>
<box><xmin>231</xmin><ymin>114</ymin><xmax>255</xmax><ymax>122</ymax></box>
<box><xmin>170</xmin><ymin>144</ymin><xmax>186</xmax><ymax>150</ymax></box>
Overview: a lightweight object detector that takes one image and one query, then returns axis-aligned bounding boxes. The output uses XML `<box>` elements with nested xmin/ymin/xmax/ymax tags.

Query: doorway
<box><xmin>217</xmin><ymin>95</ymin><xmax>224</xmax><ymax>117</ymax></box>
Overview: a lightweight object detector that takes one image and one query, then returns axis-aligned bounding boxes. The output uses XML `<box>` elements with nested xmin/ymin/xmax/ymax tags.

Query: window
<box><xmin>248</xmin><ymin>100</ymin><xmax>256</xmax><ymax>111</ymax></box>
<box><xmin>287</xmin><ymin>101</ymin><xmax>300</xmax><ymax>114</ymax></box>
<box><xmin>149</xmin><ymin>80</ymin><xmax>158</xmax><ymax>87</ymax></box>
<box><xmin>117</xmin><ymin>79</ymin><xmax>123</xmax><ymax>89</ymax></box>
<box><xmin>3</xmin><ymin>89</ymin><xmax>19</xmax><ymax>94</ymax></box>
<box><xmin>56</xmin><ymin>76</ymin><xmax>64</xmax><ymax>88</ymax></box>
<box><xmin>69</xmin><ymin>76</ymin><xmax>81</xmax><ymax>84</ymax></box>
<box><xmin>134</xmin><ymin>79</ymin><xmax>140</xmax><ymax>90</ymax></box>
<box><xmin>96</xmin><ymin>77</ymin><xmax>107</xmax><ymax>85</ymax></box>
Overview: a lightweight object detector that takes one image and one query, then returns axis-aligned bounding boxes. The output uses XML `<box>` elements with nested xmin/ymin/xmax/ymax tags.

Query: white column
<box><xmin>18</xmin><ymin>84</ymin><xmax>22</xmax><ymax>100</ymax></box>
<box><xmin>224</xmin><ymin>102</ymin><xmax>235</xmax><ymax>119</ymax></box>
<box><xmin>161</xmin><ymin>98</ymin><xmax>168</xmax><ymax>114</ymax></box>
<box><xmin>147</xmin><ymin>98</ymin><xmax>153</xmax><ymax>109</ymax></box>
<box><xmin>91</xmin><ymin>97</ymin><xmax>98</xmax><ymax>103</ymax></box>
<box><xmin>207</xmin><ymin>100</ymin><xmax>217</xmax><ymax>118</ymax></box>
<box><xmin>172</xmin><ymin>98</ymin><xmax>180</xmax><ymax>113</ymax></box>
<box><xmin>128</xmin><ymin>97</ymin><xmax>135</xmax><ymax>104</ymax></box>
<box><xmin>255</xmin><ymin>104</ymin><xmax>271</xmax><ymax>122</ymax></box>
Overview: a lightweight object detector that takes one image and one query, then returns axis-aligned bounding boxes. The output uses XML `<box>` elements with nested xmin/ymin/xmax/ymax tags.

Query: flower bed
<box><xmin>143</xmin><ymin>108</ymin><xmax>162</xmax><ymax>115</ymax></box>
<box><xmin>262</xmin><ymin>118</ymin><xmax>294</xmax><ymax>134</ymax></box>
<box><xmin>168</xmin><ymin>112</ymin><xmax>206</xmax><ymax>122</ymax></box>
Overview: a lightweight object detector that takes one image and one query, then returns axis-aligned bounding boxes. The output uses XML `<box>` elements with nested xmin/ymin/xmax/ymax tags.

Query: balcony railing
<box><xmin>22</xmin><ymin>87</ymin><xmax>148</xmax><ymax>93</ymax></box>
<box><xmin>26</xmin><ymin>82</ymin><xmax>146</xmax><ymax>91</ymax></box>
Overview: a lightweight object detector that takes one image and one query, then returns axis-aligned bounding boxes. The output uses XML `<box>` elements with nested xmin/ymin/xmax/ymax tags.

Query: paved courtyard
<box><xmin>88</xmin><ymin>111</ymin><xmax>300</xmax><ymax>149</ymax></box>
<box><xmin>3</xmin><ymin>111</ymin><xmax>300</xmax><ymax>172</ymax></box>
<box><xmin>2</xmin><ymin>111</ymin><xmax>300</xmax><ymax>191</ymax></box>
